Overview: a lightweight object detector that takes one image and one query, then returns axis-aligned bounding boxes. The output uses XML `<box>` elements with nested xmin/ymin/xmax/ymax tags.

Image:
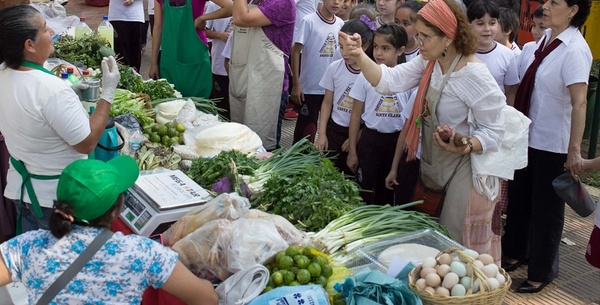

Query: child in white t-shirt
<box><xmin>375</xmin><ymin>0</ymin><xmax>399</xmax><ymax>28</ymax></box>
<box><xmin>348</xmin><ymin>24</ymin><xmax>419</xmax><ymax>205</ymax></box>
<box><xmin>314</xmin><ymin>19</ymin><xmax>374</xmax><ymax>174</ymax></box>
<box><xmin>495</xmin><ymin>7</ymin><xmax>521</xmax><ymax>57</ymax></box>
<box><xmin>291</xmin><ymin>0</ymin><xmax>344</xmax><ymax>143</ymax></box>
<box><xmin>205</xmin><ymin>1</ymin><xmax>233</xmax><ymax>120</ymax></box>
<box><xmin>394</xmin><ymin>0</ymin><xmax>423</xmax><ymax>62</ymax></box>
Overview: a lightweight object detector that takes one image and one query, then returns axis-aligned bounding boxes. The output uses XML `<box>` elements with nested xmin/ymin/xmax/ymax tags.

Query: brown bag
<box><xmin>412</xmin><ymin>174</ymin><xmax>447</xmax><ymax>217</ymax></box>
<box><xmin>412</xmin><ymin>156</ymin><xmax>464</xmax><ymax>218</ymax></box>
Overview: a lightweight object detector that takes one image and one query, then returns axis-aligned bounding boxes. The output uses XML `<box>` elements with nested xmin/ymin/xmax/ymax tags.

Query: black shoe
<box><xmin>501</xmin><ymin>258</ymin><xmax>526</xmax><ymax>272</ymax></box>
<box><xmin>516</xmin><ymin>281</ymin><xmax>548</xmax><ymax>293</ymax></box>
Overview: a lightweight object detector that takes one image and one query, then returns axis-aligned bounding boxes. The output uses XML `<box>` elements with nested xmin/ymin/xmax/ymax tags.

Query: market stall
<box><xmin>38</xmin><ymin>15</ymin><xmax>514</xmax><ymax>305</ymax></box>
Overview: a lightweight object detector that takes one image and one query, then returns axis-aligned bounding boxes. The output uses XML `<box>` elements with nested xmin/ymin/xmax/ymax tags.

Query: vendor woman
<box><xmin>0</xmin><ymin>5</ymin><xmax>121</xmax><ymax>233</ymax></box>
<box><xmin>0</xmin><ymin>156</ymin><xmax>219</xmax><ymax>305</ymax></box>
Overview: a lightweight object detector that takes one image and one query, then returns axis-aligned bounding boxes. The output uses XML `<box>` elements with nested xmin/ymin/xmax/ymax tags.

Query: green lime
<box><xmin>177</xmin><ymin>136</ymin><xmax>184</xmax><ymax>145</ymax></box>
<box><xmin>296</xmin><ymin>269</ymin><xmax>311</xmax><ymax>284</ymax></box>
<box><xmin>295</xmin><ymin>255</ymin><xmax>310</xmax><ymax>269</ymax></box>
<box><xmin>161</xmin><ymin>135</ymin><xmax>170</xmax><ymax>147</ymax></box>
<box><xmin>167</xmin><ymin>127</ymin><xmax>178</xmax><ymax>137</ymax></box>
<box><xmin>271</xmin><ymin>271</ymin><xmax>284</xmax><ymax>287</ymax></box>
<box><xmin>164</xmin><ymin>122</ymin><xmax>174</xmax><ymax>129</ymax></box>
<box><xmin>321</xmin><ymin>264</ymin><xmax>333</xmax><ymax>279</ymax></box>
<box><xmin>150</xmin><ymin>133</ymin><xmax>161</xmax><ymax>143</ymax></box>
<box><xmin>314</xmin><ymin>275</ymin><xmax>328</xmax><ymax>287</ymax></box>
<box><xmin>303</xmin><ymin>245</ymin><xmax>318</xmax><ymax>258</ymax></box>
<box><xmin>275</xmin><ymin>251</ymin><xmax>286</xmax><ymax>264</ymax></box>
<box><xmin>288</xmin><ymin>281</ymin><xmax>300</xmax><ymax>286</ymax></box>
<box><xmin>157</xmin><ymin>125</ymin><xmax>168</xmax><ymax>136</ymax></box>
<box><xmin>289</xmin><ymin>266</ymin><xmax>299</xmax><ymax>275</ymax></box>
<box><xmin>175</xmin><ymin>122</ymin><xmax>186</xmax><ymax>133</ymax></box>
<box><xmin>285</xmin><ymin>245</ymin><xmax>301</xmax><ymax>257</ymax></box>
<box><xmin>312</xmin><ymin>256</ymin><xmax>328</xmax><ymax>267</ymax></box>
<box><xmin>307</xmin><ymin>262</ymin><xmax>322</xmax><ymax>278</ymax></box>
<box><xmin>152</xmin><ymin>124</ymin><xmax>161</xmax><ymax>133</ymax></box>
<box><xmin>283</xmin><ymin>270</ymin><xmax>296</xmax><ymax>285</ymax></box>
<box><xmin>263</xmin><ymin>286</ymin><xmax>273</xmax><ymax>293</ymax></box>
<box><xmin>168</xmin><ymin>137</ymin><xmax>178</xmax><ymax>146</ymax></box>
<box><xmin>279</xmin><ymin>256</ymin><xmax>294</xmax><ymax>270</ymax></box>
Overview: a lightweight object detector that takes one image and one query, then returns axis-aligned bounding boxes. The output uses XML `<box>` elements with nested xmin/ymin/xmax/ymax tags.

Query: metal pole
<box><xmin>588</xmin><ymin>80</ymin><xmax>600</xmax><ymax>158</ymax></box>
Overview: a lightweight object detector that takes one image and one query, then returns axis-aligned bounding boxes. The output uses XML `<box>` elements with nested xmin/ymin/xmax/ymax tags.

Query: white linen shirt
<box><xmin>0</xmin><ymin>65</ymin><xmax>89</xmax><ymax>207</ymax></box>
<box><xmin>518</xmin><ymin>27</ymin><xmax>592</xmax><ymax>153</ymax></box>
<box><xmin>374</xmin><ymin>55</ymin><xmax>505</xmax><ymax>153</ymax></box>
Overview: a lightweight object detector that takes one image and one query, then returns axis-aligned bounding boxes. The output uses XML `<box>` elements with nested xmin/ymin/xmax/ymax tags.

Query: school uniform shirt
<box><xmin>108</xmin><ymin>0</ymin><xmax>145</xmax><ymax>22</ymax></box>
<box><xmin>349</xmin><ymin>72</ymin><xmax>414</xmax><ymax>133</ymax></box>
<box><xmin>511</xmin><ymin>41</ymin><xmax>522</xmax><ymax>57</ymax></box>
<box><xmin>475</xmin><ymin>42</ymin><xmax>519</xmax><ymax>93</ymax></box>
<box><xmin>0</xmin><ymin>64</ymin><xmax>89</xmax><ymax>208</ymax></box>
<box><xmin>319</xmin><ymin>59</ymin><xmax>362</xmax><ymax>127</ymax></box>
<box><xmin>519</xmin><ymin>27</ymin><xmax>592</xmax><ymax>154</ymax></box>
<box><xmin>295</xmin><ymin>10</ymin><xmax>344</xmax><ymax>94</ymax></box>
<box><xmin>0</xmin><ymin>226</ymin><xmax>178</xmax><ymax>304</ymax></box>
<box><xmin>404</xmin><ymin>47</ymin><xmax>420</xmax><ymax>62</ymax></box>
<box><xmin>293</xmin><ymin>0</ymin><xmax>319</xmax><ymax>42</ymax></box>
<box><xmin>205</xmin><ymin>1</ymin><xmax>233</xmax><ymax>76</ymax></box>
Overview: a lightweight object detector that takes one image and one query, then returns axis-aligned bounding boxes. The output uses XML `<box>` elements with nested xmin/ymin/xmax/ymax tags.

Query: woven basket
<box><xmin>408</xmin><ymin>247</ymin><xmax>511</xmax><ymax>305</ymax></box>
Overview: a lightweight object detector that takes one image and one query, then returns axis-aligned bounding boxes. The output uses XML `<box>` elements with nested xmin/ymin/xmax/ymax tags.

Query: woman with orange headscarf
<box><xmin>340</xmin><ymin>0</ymin><xmax>506</xmax><ymax>263</ymax></box>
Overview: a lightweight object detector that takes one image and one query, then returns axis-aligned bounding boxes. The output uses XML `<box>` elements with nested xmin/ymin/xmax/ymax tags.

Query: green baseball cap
<box><xmin>57</xmin><ymin>155</ymin><xmax>139</xmax><ymax>222</ymax></box>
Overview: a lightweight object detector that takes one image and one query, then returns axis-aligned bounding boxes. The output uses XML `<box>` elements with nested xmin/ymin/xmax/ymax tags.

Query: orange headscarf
<box><xmin>403</xmin><ymin>0</ymin><xmax>458</xmax><ymax>161</ymax></box>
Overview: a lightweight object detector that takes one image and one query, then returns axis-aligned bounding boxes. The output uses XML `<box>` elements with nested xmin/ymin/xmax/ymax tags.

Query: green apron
<box><xmin>159</xmin><ymin>0</ymin><xmax>212</xmax><ymax>98</ymax></box>
<box><xmin>11</xmin><ymin>61</ymin><xmax>61</xmax><ymax>234</ymax></box>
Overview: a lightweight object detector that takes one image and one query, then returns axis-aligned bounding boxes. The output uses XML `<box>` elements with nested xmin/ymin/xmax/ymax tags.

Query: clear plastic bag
<box><xmin>242</xmin><ymin>209</ymin><xmax>308</xmax><ymax>246</ymax></box>
<box><xmin>172</xmin><ymin>219</ymin><xmax>233</xmax><ymax>281</ymax></box>
<box><xmin>226</xmin><ymin>218</ymin><xmax>288</xmax><ymax>273</ymax></box>
<box><xmin>162</xmin><ymin>193</ymin><xmax>250</xmax><ymax>246</ymax></box>
<box><xmin>31</xmin><ymin>2</ymin><xmax>79</xmax><ymax>38</ymax></box>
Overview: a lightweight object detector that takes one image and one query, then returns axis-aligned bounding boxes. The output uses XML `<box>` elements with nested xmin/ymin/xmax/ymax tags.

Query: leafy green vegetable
<box><xmin>254</xmin><ymin>158</ymin><xmax>364</xmax><ymax>232</ymax></box>
<box><xmin>186</xmin><ymin>150</ymin><xmax>260</xmax><ymax>190</ymax></box>
<box><xmin>52</xmin><ymin>34</ymin><xmax>115</xmax><ymax>68</ymax></box>
<box><xmin>110</xmin><ymin>89</ymin><xmax>155</xmax><ymax>129</ymax></box>
<box><xmin>118</xmin><ymin>65</ymin><xmax>144</xmax><ymax>93</ymax></box>
<box><xmin>142</xmin><ymin>79</ymin><xmax>176</xmax><ymax>101</ymax></box>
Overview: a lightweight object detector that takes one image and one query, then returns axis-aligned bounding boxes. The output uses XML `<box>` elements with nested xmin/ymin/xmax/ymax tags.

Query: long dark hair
<box><xmin>375</xmin><ymin>24</ymin><xmax>408</xmax><ymax>64</ymax></box>
<box><xmin>49</xmin><ymin>194</ymin><xmax>124</xmax><ymax>238</ymax></box>
<box><xmin>0</xmin><ymin>5</ymin><xmax>40</xmax><ymax>69</ymax></box>
<box><xmin>341</xmin><ymin>19</ymin><xmax>375</xmax><ymax>60</ymax></box>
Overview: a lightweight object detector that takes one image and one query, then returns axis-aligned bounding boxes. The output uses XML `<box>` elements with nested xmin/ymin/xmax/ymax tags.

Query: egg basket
<box><xmin>408</xmin><ymin>247</ymin><xmax>511</xmax><ymax>305</ymax></box>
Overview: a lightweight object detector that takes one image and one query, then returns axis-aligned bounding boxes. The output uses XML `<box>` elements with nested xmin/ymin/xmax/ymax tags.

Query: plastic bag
<box><xmin>172</xmin><ymin>219</ymin><xmax>233</xmax><ymax>281</ymax></box>
<box><xmin>162</xmin><ymin>193</ymin><xmax>251</xmax><ymax>246</ymax></box>
<box><xmin>247</xmin><ymin>285</ymin><xmax>330</xmax><ymax>305</ymax></box>
<box><xmin>31</xmin><ymin>2</ymin><xmax>79</xmax><ymax>39</ymax></box>
<box><xmin>242</xmin><ymin>209</ymin><xmax>308</xmax><ymax>246</ymax></box>
<box><xmin>226</xmin><ymin>218</ymin><xmax>288</xmax><ymax>273</ymax></box>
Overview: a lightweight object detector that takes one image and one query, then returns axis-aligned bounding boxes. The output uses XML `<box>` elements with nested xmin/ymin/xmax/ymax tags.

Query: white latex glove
<box><xmin>99</xmin><ymin>56</ymin><xmax>120</xmax><ymax>104</ymax></box>
<box><xmin>70</xmin><ymin>82</ymin><xmax>89</xmax><ymax>98</ymax></box>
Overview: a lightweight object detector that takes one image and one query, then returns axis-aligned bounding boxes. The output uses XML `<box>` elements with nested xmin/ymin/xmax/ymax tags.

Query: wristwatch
<box><xmin>467</xmin><ymin>140</ymin><xmax>474</xmax><ymax>153</ymax></box>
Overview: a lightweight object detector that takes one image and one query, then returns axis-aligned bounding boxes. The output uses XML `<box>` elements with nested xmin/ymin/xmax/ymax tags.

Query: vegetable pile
<box><xmin>264</xmin><ymin>245</ymin><xmax>334</xmax><ymax>292</ymax></box>
<box><xmin>310</xmin><ymin>203</ymin><xmax>453</xmax><ymax>261</ymax></box>
<box><xmin>110</xmin><ymin>89</ymin><xmax>154</xmax><ymax>129</ymax></box>
<box><xmin>135</xmin><ymin>143</ymin><xmax>182</xmax><ymax>171</ymax></box>
<box><xmin>52</xmin><ymin>34</ymin><xmax>115</xmax><ymax>68</ymax></box>
<box><xmin>187</xmin><ymin>150</ymin><xmax>259</xmax><ymax>190</ymax></box>
<box><xmin>144</xmin><ymin>121</ymin><xmax>186</xmax><ymax>147</ymax></box>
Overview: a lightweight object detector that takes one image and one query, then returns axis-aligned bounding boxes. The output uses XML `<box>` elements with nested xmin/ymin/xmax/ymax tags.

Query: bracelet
<box><xmin>467</xmin><ymin>140</ymin><xmax>474</xmax><ymax>153</ymax></box>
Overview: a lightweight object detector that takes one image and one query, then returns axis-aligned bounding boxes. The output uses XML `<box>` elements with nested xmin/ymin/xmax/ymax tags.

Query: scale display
<box><xmin>119</xmin><ymin>170</ymin><xmax>211</xmax><ymax>236</ymax></box>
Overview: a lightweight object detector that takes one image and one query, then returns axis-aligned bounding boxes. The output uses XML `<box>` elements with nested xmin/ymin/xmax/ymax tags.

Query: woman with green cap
<box><xmin>0</xmin><ymin>156</ymin><xmax>218</xmax><ymax>305</ymax></box>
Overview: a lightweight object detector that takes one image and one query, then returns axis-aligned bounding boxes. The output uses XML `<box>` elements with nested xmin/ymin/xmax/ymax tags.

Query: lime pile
<box><xmin>145</xmin><ymin>121</ymin><xmax>186</xmax><ymax>147</ymax></box>
<box><xmin>264</xmin><ymin>245</ymin><xmax>333</xmax><ymax>293</ymax></box>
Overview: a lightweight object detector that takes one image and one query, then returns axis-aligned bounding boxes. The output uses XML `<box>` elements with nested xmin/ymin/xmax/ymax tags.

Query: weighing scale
<box><xmin>119</xmin><ymin>169</ymin><xmax>211</xmax><ymax>236</ymax></box>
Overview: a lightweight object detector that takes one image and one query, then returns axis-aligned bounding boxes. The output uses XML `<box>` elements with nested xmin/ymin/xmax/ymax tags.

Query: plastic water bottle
<box><xmin>97</xmin><ymin>16</ymin><xmax>114</xmax><ymax>50</ymax></box>
<box><xmin>128</xmin><ymin>123</ymin><xmax>144</xmax><ymax>157</ymax></box>
<box><xmin>74</xmin><ymin>17</ymin><xmax>92</xmax><ymax>39</ymax></box>
<box><xmin>66</xmin><ymin>67</ymin><xmax>80</xmax><ymax>84</ymax></box>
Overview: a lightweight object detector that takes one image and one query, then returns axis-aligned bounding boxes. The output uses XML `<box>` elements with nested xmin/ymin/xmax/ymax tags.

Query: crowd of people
<box><xmin>0</xmin><ymin>0</ymin><xmax>597</xmax><ymax>302</ymax></box>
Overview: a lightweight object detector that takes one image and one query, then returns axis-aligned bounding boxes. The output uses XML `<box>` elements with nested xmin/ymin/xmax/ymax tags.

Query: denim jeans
<box><xmin>12</xmin><ymin>199</ymin><xmax>54</xmax><ymax>233</ymax></box>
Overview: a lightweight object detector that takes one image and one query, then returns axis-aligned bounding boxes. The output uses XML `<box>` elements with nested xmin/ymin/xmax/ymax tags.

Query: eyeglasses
<box><xmin>414</xmin><ymin>33</ymin><xmax>432</xmax><ymax>45</ymax></box>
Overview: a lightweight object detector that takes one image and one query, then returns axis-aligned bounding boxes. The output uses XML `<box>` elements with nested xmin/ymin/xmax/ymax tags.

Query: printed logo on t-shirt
<box><xmin>319</xmin><ymin>33</ymin><xmax>337</xmax><ymax>57</ymax></box>
<box><xmin>225</xmin><ymin>18</ymin><xmax>233</xmax><ymax>33</ymax></box>
<box><xmin>336</xmin><ymin>84</ymin><xmax>354</xmax><ymax>113</ymax></box>
<box><xmin>375</xmin><ymin>95</ymin><xmax>402</xmax><ymax>117</ymax></box>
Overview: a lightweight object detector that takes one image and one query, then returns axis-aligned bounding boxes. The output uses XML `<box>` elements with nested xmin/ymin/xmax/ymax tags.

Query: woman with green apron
<box><xmin>149</xmin><ymin>0</ymin><xmax>231</xmax><ymax>98</ymax></box>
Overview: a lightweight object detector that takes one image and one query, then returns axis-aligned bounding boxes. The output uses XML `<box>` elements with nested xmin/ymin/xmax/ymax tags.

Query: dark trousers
<box><xmin>112</xmin><ymin>21</ymin><xmax>144</xmax><ymax>72</ymax></box>
<box><xmin>502</xmin><ymin>147</ymin><xmax>567</xmax><ymax>283</ymax></box>
<box><xmin>293</xmin><ymin>94</ymin><xmax>323</xmax><ymax>144</ymax></box>
<box><xmin>356</xmin><ymin>128</ymin><xmax>401</xmax><ymax>205</ymax></box>
<box><xmin>0</xmin><ymin>134</ymin><xmax>16</xmax><ymax>239</ymax></box>
<box><xmin>394</xmin><ymin>150</ymin><xmax>420</xmax><ymax>206</ymax></box>
<box><xmin>211</xmin><ymin>74</ymin><xmax>231</xmax><ymax>120</ymax></box>
<box><xmin>324</xmin><ymin>119</ymin><xmax>352</xmax><ymax>175</ymax></box>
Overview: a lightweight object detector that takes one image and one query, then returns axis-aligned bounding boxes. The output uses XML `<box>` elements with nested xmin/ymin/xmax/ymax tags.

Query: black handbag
<box><xmin>552</xmin><ymin>172</ymin><xmax>597</xmax><ymax>217</ymax></box>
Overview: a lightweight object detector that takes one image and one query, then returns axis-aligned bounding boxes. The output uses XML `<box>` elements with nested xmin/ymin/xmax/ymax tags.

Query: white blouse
<box><xmin>374</xmin><ymin>55</ymin><xmax>506</xmax><ymax>153</ymax></box>
<box><xmin>518</xmin><ymin>27</ymin><xmax>592</xmax><ymax>154</ymax></box>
